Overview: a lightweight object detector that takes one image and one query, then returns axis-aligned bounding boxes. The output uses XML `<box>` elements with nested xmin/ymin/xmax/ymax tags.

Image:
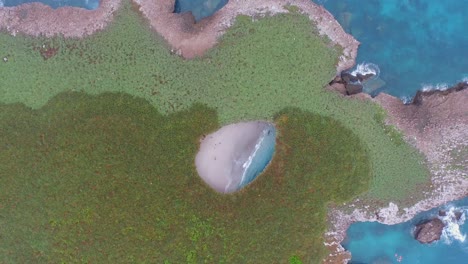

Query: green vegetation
<box><xmin>0</xmin><ymin>93</ymin><xmax>370</xmax><ymax>263</ymax></box>
<box><xmin>448</xmin><ymin>145</ymin><xmax>468</xmax><ymax>172</ymax></box>
<box><xmin>0</xmin><ymin>1</ymin><xmax>428</xmax><ymax>202</ymax></box>
<box><xmin>373</xmin><ymin>106</ymin><xmax>405</xmax><ymax>146</ymax></box>
<box><xmin>0</xmin><ymin>0</ymin><xmax>430</xmax><ymax>262</ymax></box>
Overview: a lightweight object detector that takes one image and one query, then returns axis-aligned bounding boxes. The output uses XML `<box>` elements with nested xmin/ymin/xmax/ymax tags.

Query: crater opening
<box><xmin>173</xmin><ymin>0</ymin><xmax>228</xmax><ymax>22</ymax></box>
<box><xmin>195</xmin><ymin>121</ymin><xmax>276</xmax><ymax>194</ymax></box>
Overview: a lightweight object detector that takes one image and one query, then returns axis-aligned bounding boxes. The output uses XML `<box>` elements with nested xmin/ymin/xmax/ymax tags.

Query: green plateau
<box><xmin>0</xmin><ymin>1</ymin><xmax>429</xmax><ymax>263</ymax></box>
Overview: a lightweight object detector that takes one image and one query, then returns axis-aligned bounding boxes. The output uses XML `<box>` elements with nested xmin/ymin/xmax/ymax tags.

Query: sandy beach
<box><xmin>195</xmin><ymin>121</ymin><xmax>274</xmax><ymax>193</ymax></box>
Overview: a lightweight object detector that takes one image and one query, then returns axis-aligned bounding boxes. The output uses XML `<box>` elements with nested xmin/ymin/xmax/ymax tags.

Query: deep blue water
<box><xmin>0</xmin><ymin>0</ymin><xmax>99</xmax><ymax>9</ymax></box>
<box><xmin>315</xmin><ymin>0</ymin><xmax>468</xmax><ymax>101</ymax></box>
<box><xmin>343</xmin><ymin>197</ymin><xmax>468</xmax><ymax>264</ymax></box>
<box><xmin>174</xmin><ymin>0</ymin><xmax>228</xmax><ymax>21</ymax></box>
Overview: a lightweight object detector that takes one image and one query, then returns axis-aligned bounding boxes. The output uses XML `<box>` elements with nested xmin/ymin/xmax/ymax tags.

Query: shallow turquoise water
<box><xmin>315</xmin><ymin>0</ymin><xmax>468</xmax><ymax>101</ymax></box>
<box><xmin>174</xmin><ymin>0</ymin><xmax>228</xmax><ymax>21</ymax></box>
<box><xmin>343</xmin><ymin>197</ymin><xmax>468</xmax><ymax>264</ymax></box>
<box><xmin>1</xmin><ymin>0</ymin><xmax>98</xmax><ymax>9</ymax></box>
<box><xmin>239</xmin><ymin>124</ymin><xmax>276</xmax><ymax>190</ymax></box>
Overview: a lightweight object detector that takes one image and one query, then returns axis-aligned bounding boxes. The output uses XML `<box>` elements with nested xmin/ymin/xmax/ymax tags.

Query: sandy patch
<box><xmin>195</xmin><ymin>121</ymin><xmax>274</xmax><ymax>193</ymax></box>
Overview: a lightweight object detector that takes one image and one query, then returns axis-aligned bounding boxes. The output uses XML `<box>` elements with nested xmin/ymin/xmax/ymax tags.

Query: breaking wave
<box><xmin>400</xmin><ymin>96</ymin><xmax>413</xmax><ymax>105</ymax></box>
<box><xmin>440</xmin><ymin>206</ymin><xmax>467</xmax><ymax>244</ymax></box>
<box><xmin>420</xmin><ymin>83</ymin><xmax>450</xmax><ymax>92</ymax></box>
<box><xmin>350</xmin><ymin>62</ymin><xmax>380</xmax><ymax>77</ymax></box>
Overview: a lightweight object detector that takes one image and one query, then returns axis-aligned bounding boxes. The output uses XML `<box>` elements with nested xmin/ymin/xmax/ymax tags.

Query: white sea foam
<box><xmin>440</xmin><ymin>206</ymin><xmax>466</xmax><ymax>244</ymax></box>
<box><xmin>239</xmin><ymin>128</ymin><xmax>268</xmax><ymax>187</ymax></box>
<box><xmin>350</xmin><ymin>62</ymin><xmax>380</xmax><ymax>77</ymax></box>
<box><xmin>400</xmin><ymin>96</ymin><xmax>413</xmax><ymax>104</ymax></box>
<box><xmin>0</xmin><ymin>0</ymin><xmax>4</xmax><ymax>8</ymax></box>
<box><xmin>420</xmin><ymin>83</ymin><xmax>449</xmax><ymax>92</ymax></box>
<box><xmin>462</xmin><ymin>77</ymin><xmax>468</xmax><ymax>84</ymax></box>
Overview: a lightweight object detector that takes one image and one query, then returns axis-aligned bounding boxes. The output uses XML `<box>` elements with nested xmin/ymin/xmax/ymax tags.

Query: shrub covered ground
<box><xmin>0</xmin><ymin>1</ymin><xmax>429</xmax><ymax>262</ymax></box>
<box><xmin>0</xmin><ymin>93</ymin><xmax>371</xmax><ymax>263</ymax></box>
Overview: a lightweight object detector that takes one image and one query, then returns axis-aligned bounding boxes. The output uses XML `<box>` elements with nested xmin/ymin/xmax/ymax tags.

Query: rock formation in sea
<box><xmin>414</xmin><ymin>218</ymin><xmax>445</xmax><ymax>244</ymax></box>
<box><xmin>324</xmin><ymin>83</ymin><xmax>468</xmax><ymax>263</ymax></box>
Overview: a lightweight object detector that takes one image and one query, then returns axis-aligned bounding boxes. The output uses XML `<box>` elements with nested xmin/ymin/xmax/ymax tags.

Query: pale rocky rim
<box><xmin>132</xmin><ymin>0</ymin><xmax>359</xmax><ymax>74</ymax></box>
<box><xmin>0</xmin><ymin>0</ymin><xmax>121</xmax><ymax>37</ymax></box>
<box><xmin>324</xmin><ymin>90</ymin><xmax>468</xmax><ymax>263</ymax></box>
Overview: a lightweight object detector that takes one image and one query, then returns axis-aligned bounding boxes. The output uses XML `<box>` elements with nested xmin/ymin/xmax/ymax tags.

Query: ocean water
<box><xmin>239</xmin><ymin>124</ymin><xmax>276</xmax><ymax>189</ymax></box>
<box><xmin>315</xmin><ymin>0</ymin><xmax>468</xmax><ymax>101</ymax></box>
<box><xmin>174</xmin><ymin>0</ymin><xmax>228</xmax><ymax>21</ymax></box>
<box><xmin>343</xmin><ymin>197</ymin><xmax>468</xmax><ymax>264</ymax></box>
<box><xmin>2</xmin><ymin>0</ymin><xmax>99</xmax><ymax>9</ymax></box>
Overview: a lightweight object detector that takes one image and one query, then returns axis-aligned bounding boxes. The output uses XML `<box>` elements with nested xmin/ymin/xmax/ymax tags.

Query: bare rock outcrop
<box><xmin>133</xmin><ymin>0</ymin><xmax>359</xmax><ymax>73</ymax></box>
<box><xmin>0</xmin><ymin>0</ymin><xmax>121</xmax><ymax>37</ymax></box>
<box><xmin>414</xmin><ymin>218</ymin><xmax>445</xmax><ymax>244</ymax></box>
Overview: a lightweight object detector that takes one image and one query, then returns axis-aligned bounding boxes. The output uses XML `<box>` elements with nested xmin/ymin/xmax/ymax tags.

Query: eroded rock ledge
<box><xmin>133</xmin><ymin>0</ymin><xmax>359</xmax><ymax>74</ymax></box>
<box><xmin>0</xmin><ymin>0</ymin><xmax>121</xmax><ymax>37</ymax></box>
<box><xmin>324</xmin><ymin>87</ymin><xmax>468</xmax><ymax>263</ymax></box>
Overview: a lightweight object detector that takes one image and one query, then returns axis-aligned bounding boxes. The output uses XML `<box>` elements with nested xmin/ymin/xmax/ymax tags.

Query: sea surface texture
<box><xmin>315</xmin><ymin>0</ymin><xmax>468</xmax><ymax>101</ymax></box>
<box><xmin>343</xmin><ymin>197</ymin><xmax>468</xmax><ymax>264</ymax></box>
<box><xmin>2</xmin><ymin>0</ymin><xmax>99</xmax><ymax>9</ymax></box>
<box><xmin>174</xmin><ymin>0</ymin><xmax>228</xmax><ymax>21</ymax></box>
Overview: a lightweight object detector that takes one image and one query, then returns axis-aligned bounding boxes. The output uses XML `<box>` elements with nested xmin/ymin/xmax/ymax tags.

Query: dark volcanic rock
<box><xmin>414</xmin><ymin>218</ymin><xmax>445</xmax><ymax>244</ymax></box>
<box><xmin>412</xmin><ymin>81</ymin><xmax>468</xmax><ymax>105</ymax></box>
<box><xmin>356</xmin><ymin>73</ymin><xmax>375</xmax><ymax>82</ymax></box>
<box><xmin>346</xmin><ymin>82</ymin><xmax>363</xmax><ymax>95</ymax></box>
<box><xmin>341</xmin><ymin>72</ymin><xmax>359</xmax><ymax>84</ymax></box>
<box><xmin>455</xmin><ymin>211</ymin><xmax>463</xmax><ymax>221</ymax></box>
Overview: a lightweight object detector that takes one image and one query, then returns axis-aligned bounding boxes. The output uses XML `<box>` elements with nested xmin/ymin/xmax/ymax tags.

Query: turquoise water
<box><xmin>0</xmin><ymin>0</ymin><xmax>98</xmax><ymax>9</ymax></box>
<box><xmin>315</xmin><ymin>1</ymin><xmax>468</xmax><ymax>261</ymax></box>
<box><xmin>174</xmin><ymin>0</ymin><xmax>228</xmax><ymax>21</ymax></box>
<box><xmin>239</xmin><ymin>124</ymin><xmax>276</xmax><ymax>189</ymax></box>
<box><xmin>315</xmin><ymin>0</ymin><xmax>468</xmax><ymax>101</ymax></box>
<box><xmin>343</xmin><ymin>197</ymin><xmax>468</xmax><ymax>264</ymax></box>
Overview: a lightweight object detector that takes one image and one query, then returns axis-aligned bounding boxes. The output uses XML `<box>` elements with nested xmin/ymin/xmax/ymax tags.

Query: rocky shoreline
<box><xmin>324</xmin><ymin>83</ymin><xmax>468</xmax><ymax>263</ymax></box>
<box><xmin>1</xmin><ymin>1</ymin><xmax>466</xmax><ymax>263</ymax></box>
<box><xmin>133</xmin><ymin>0</ymin><xmax>359</xmax><ymax>74</ymax></box>
<box><xmin>0</xmin><ymin>0</ymin><xmax>120</xmax><ymax>37</ymax></box>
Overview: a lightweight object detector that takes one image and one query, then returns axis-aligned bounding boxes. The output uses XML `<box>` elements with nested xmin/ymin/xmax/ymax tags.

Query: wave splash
<box><xmin>350</xmin><ymin>62</ymin><xmax>381</xmax><ymax>77</ymax></box>
<box><xmin>440</xmin><ymin>206</ymin><xmax>467</xmax><ymax>244</ymax></box>
<box><xmin>420</xmin><ymin>83</ymin><xmax>450</xmax><ymax>92</ymax></box>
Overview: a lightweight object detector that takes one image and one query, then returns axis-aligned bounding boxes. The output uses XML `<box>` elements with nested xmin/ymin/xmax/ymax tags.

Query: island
<box><xmin>0</xmin><ymin>0</ymin><xmax>466</xmax><ymax>263</ymax></box>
